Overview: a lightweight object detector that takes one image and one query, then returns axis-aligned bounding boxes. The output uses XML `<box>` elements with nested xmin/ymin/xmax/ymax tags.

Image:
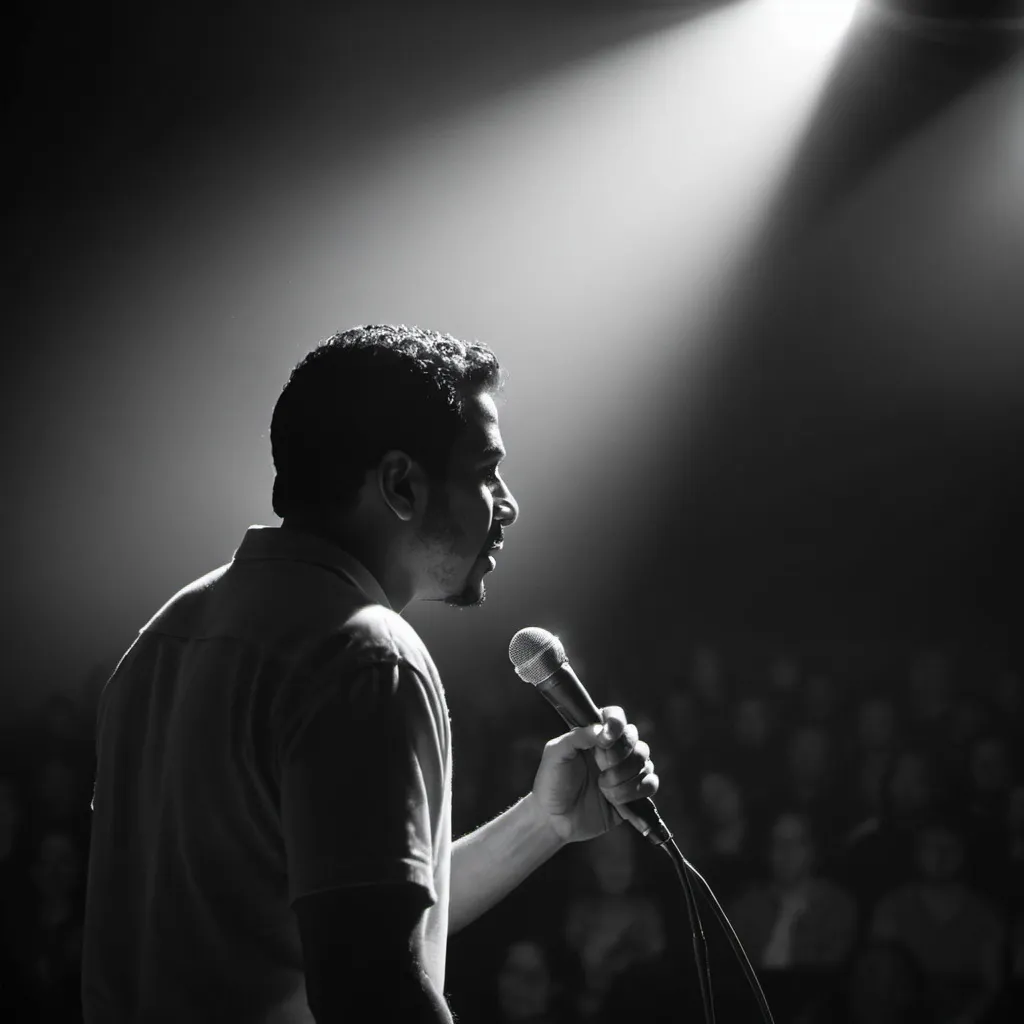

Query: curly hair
<box><xmin>270</xmin><ymin>324</ymin><xmax>505</xmax><ymax>520</ymax></box>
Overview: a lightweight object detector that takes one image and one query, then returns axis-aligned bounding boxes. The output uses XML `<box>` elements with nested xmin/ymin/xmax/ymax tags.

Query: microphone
<box><xmin>509</xmin><ymin>627</ymin><xmax>672</xmax><ymax>846</ymax></box>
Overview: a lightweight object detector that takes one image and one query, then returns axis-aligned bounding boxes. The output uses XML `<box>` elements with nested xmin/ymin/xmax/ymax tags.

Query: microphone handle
<box><xmin>537</xmin><ymin>663</ymin><xmax>673</xmax><ymax>846</ymax></box>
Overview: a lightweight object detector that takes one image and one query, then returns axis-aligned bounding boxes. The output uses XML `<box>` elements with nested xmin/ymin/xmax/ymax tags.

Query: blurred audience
<box><xmin>25</xmin><ymin>830</ymin><xmax>86</xmax><ymax>1020</ymax></box>
<box><xmin>871</xmin><ymin>818</ymin><xmax>1003</xmax><ymax>1024</ymax></box>
<box><xmin>1</xmin><ymin>774</ymin><xmax>34</xmax><ymax>1019</ymax></box>
<box><xmin>1005</xmin><ymin>785</ymin><xmax>1024</xmax><ymax>880</ymax></box>
<box><xmin>967</xmin><ymin>735</ymin><xmax>1016</xmax><ymax>823</ymax></box>
<box><xmin>991</xmin><ymin>672</ymin><xmax>1024</xmax><ymax>739</ymax></box>
<box><xmin>2</xmin><ymin>645</ymin><xmax>1021</xmax><ymax>1021</ymax></box>
<box><xmin>494</xmin><ymin>939</ymin><xmax>575</xmax><ymax>1024</ymax></box>
<box><xmin>847</xmin><ymin>696</ymin><xmax>899</xmax><ymax>824</ymax></box>
<box><xmin>0</xmin><ymin>776</ymin><xmax>26</xmax><ymax>875</ymax></box>
<box><xmin>563</xmin><ymin>824</ymin><xmax>666</xmax><ymax>1020</ymax></box>
<box><xmin>643</xmin><ymin>688</ymin><xmax>703</xmax><ymax>836</ymax></box>
<box><xmin>842</xmin><ymin>747</ymin><xmax>940</xmax><ymax>907</ymax></box>
<box><xmin>689</xmin><ymin>771</ymin><xmax>754</xmax><ymax>904</ymax></box>
<box><xmin>688</xmin><ymin>646</ymin><xmax>729</xmax><ymax>722</ymax></box>
<box><xmin>729</xmin><ymin>811</ymin><xmax>857</xmax><ymax>970</ymax></box>
<box><xmin>839</xmin><ymin>941</ymin><xmax>934</xmax><ymax>1024</ymax></box>
<box><xmin>906</xmin><ymin>651</ymin><xmax>956</xmax><ymax>753</ymax></box>
<box><xmin>729</xmin><ymin>693</ymin><xmax>779</xmax><ymax>799</ymax></box>
<box><xmin>946</xmin><ymin>696</ymin><xmax>993</xmax><ymax>775</ymax></box>
<box><xmin>768</xmin><ymin>654</ymin><xmax>801</xmax><ymax>699</ymax></box>
<box><xmin>783</xmin><ymin>726</ymin><xmax>845</xmax><ymax>846</ymax></box>
<box><xmin>802</xmin><ymin>671</ymin><xmax>844</xmax><ymax>733</ymax></box>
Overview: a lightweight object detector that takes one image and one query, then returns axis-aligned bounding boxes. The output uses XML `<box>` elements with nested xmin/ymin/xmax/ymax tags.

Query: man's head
<box><xmin>271</xmin><ymin>325</ymin><xmax>518</xmax><ymax>610</ymax></box>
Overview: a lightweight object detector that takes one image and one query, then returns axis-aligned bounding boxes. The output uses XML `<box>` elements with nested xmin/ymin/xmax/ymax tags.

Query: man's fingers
<box><xmin>594</xmin><ymin>723</ymin><xmax>638</xmax><ymax>771</ymax></box>
<box><xmin>544</xmin><ymin>709</ymin><xmax>650</xmax><ymax>776</ymax></box>
<box><xmin>600</xmin><ymin>765</ymin><xmax>660</xmax><ymax>807</ymax></box>
<box><xmin>598</xmin><ymin>744</ymin><xmax>652</xmax><ymax>788</ymax></box>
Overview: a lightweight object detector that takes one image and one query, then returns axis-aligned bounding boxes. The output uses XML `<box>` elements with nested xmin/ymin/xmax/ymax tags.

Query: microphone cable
<box><xmin>655</xmin><ymin>834</ymin><xmax>775</xmax><ymax>1024</ymax></box>
<box><xmin>655</xmin><ymin>832</ymin><xmax>715</xmax><ymax>1023</ymax></box>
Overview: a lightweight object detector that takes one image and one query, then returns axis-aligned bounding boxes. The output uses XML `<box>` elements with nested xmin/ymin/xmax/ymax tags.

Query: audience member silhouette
<box><xmin>729</xmin><ymin>811</ymin><xmax>857</xmax><ymax>970</ymax></box>
<box><xmin>871</xmin><ymin>817</ymin><xmax>1003</xmax><ymax>1024</ymax></box>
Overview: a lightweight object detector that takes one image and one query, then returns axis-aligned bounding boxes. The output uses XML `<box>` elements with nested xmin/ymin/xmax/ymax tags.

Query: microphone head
<box><xmin>509</xmin><ymin>627</ymin><xmax>567</xmax><ymax>686</ymax></box>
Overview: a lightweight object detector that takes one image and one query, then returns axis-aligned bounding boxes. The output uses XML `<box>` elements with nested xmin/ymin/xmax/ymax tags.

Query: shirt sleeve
<box><xmin>279</xmin><ymin>658</ymin><xmax>441</xmax><ymax>907</ymax></box>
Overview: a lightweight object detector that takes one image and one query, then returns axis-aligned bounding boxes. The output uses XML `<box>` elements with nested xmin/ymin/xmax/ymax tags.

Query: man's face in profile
<box><xmin>416</xmin><ymin>391</ymin><xmax>518</xmax><ymax>608</ymax></box>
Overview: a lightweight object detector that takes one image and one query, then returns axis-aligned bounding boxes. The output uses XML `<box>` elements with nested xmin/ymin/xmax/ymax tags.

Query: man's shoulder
<box><xmin>338</xmin><ymin>605</ymin><xmax>436</xmax><ymax>680</ymax></box>
<box><xmin>140</xmin><ymin>563</ymin><xmax>232</xmax><ymax>635</ymax></box>
<box><xmin>277</xmin><ymin>606</ymin><xmax>448</xmax><ymax>755</ymax></box>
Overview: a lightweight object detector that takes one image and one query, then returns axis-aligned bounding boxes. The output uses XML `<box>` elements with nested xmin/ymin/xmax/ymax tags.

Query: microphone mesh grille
<box><xmin>508</xmin><ymin>627</ymin><xmax>566</xmax><ymax>686</ymax></box>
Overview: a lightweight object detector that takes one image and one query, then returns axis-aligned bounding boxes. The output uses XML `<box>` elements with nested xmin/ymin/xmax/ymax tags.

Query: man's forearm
<box><xmin>449</xmin><ymin>792</ymin><xmax>565</xmax><ymax>934</ymax></box>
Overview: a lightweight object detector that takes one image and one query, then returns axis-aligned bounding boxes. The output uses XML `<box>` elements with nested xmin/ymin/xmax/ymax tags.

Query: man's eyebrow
<box><xmin>480</xmin><ymin>444</ymin><xmax>506</xmax><ymax>462</ymax></box>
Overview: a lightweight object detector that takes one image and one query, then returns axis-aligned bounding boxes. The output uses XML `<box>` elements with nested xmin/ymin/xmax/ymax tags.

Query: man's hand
<box><xmin>530</xmin><ymin>706</ymin><xmax>658</xmax><ymax>844</ymax></box>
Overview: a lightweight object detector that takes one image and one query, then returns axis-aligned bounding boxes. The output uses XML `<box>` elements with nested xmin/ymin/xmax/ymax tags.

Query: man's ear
<box><xmin>377</xmin><ymin>450</ymin><xmax>429</xmax><ymax>522</ymax></box>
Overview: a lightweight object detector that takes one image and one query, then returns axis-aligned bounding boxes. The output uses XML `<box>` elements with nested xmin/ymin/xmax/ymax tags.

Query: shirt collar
<box><xmin>232</xmin><ymin>524</ymin><xmax>393</xmax><ymax>611</ymax></box>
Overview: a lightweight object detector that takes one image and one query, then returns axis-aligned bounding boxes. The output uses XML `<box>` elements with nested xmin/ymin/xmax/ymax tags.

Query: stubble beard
<box><xmin>444</xmin><ymin>578</ymin><xmax>486</xmax><ymax>609</ymax></box>
<box><xmin>417</xmin><ymin>491</ymin><xmax>487</xmax><ymax>610</ymax></box>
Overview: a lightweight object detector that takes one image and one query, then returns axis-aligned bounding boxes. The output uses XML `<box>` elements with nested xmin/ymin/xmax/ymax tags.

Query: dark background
<box><xmin>4</xmin><ymin>0</ymin><xmax>1023</xmax><ymax>713</ymax></box>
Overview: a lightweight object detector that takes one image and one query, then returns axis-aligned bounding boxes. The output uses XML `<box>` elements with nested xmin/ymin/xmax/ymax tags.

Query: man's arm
<box><xmin>450</xmin><ymin>709</ymin><xmax>657</xmax><ymax>934</ymax></box>
<box><xmin>294</xmin><ymin>883</ymin><xmax>452</xmax><ymax>1024</ymax></box>
<box><xmin>449</xmin><ymin>792</ymin><xmax>562</xmax><ymax>935</ymax></box>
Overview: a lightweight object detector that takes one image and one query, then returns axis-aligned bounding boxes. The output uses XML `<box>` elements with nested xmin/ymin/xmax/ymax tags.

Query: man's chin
<box><xmin>442</xmin><ymin>582</ymin><xmax>486</xmax><ymax>608</ymax></box>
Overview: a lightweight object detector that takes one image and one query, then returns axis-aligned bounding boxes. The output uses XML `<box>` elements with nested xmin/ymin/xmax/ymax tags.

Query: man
<box><xmin>82</xmin><ymin>325</ymin><xmax>659</xmax><ymax>1023</ymax></box>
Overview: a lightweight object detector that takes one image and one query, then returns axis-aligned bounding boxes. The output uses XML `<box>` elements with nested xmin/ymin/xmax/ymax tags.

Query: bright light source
<box><xmin>768</xmin><ymin>0</ymin><xmax>858</xmax><ymax>52</ymax></box>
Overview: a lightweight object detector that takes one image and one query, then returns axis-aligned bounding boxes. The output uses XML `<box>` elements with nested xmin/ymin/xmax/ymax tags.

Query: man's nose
<box><xmin>495</xmin><ymin>487</ymin><xmax>519</xmax><ymax>527</ymax></box>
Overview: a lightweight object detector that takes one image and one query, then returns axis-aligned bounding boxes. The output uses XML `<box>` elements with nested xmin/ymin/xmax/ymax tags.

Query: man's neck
<box><xmin>282</xmin><ymin>516</ymin><xmax>353</xmax><ymax>548</ymax></box>
<box><xmin>281</xmin><ymin>518</ymin><xmax>413</xmax><ymax>611</ymax></box>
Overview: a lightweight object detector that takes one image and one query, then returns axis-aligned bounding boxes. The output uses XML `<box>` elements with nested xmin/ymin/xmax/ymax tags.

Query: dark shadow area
<box><xmin>3</xmin><ymin>0</ymin><xmax>740</xmax><ymax>315</ymax></box>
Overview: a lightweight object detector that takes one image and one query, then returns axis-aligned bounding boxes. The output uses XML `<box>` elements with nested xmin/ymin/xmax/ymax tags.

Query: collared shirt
<box><xmin>82</xmin><ymin>525</ymin><xmax>452</xmax><ymax>1023</ymax></box>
